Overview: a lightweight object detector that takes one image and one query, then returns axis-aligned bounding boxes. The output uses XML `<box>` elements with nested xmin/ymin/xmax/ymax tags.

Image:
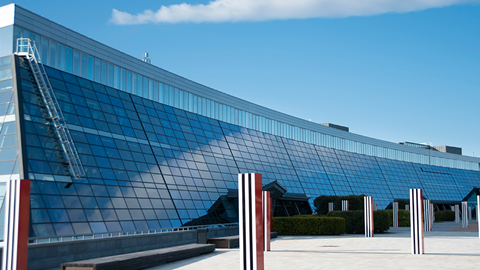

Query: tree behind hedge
<box><xmin>395</xmin><ymin>199</ymin><xmax>409</xmax><ymax>210</ymax></box>
<box><xmin>435</xmin><ymin>210</ymin><xmax>455</xmax><ymax>221</ymax></box>
<box><xmin>314</xmin><ymin>195</ymin><xmax>365</xmax><ymax>215</ymax></box>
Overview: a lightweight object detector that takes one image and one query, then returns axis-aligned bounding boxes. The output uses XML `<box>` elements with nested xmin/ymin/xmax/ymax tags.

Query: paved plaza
<box><xmin>149</xmin><ymin>221</ymin><xmax>480</xmax><ymax>270</ymax></box>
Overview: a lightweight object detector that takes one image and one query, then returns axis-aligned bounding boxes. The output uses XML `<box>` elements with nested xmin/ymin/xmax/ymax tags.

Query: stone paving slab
<box><xmin>147</xmin><ymin>222</ymin><xmax>480</xmax><ymax>270</ymax></box>
<box><xmin>449</xmin><ymin>221</ymin><xmax>478</xmax><ymax>232</ymax></box>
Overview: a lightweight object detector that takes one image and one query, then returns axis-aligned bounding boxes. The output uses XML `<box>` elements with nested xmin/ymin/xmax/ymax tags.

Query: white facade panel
<box><xmin>0</xmin><ymin>4</ymin><xmax>14</xmax><ymax>29</ymax></box>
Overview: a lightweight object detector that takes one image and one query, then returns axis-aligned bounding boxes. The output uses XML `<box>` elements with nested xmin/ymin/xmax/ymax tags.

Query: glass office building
<box><xmin>1</xmin><ymin>4</ymin><xmax>479</xmax><ymax>239</ymax></box>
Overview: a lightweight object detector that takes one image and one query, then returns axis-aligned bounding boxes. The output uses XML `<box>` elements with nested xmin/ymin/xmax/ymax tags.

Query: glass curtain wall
<box><xmin>16</xmin><ymin>64</ymin><xmax>480</xmax><ymax>238</ymax></box>
<box><xmin>10</xmin><ymin>26</ymin><xmax>479</xmax><ymax>171</ymax></box>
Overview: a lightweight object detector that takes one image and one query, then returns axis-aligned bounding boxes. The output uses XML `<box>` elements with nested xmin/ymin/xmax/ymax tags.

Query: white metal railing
<box><xmin>28</xmin><ymin>223</ymin><xmax>239</xmax><ymax>245</ymax></box>
<box><xmin>15</xmin><ymin>38</ymin><xmax>85</xmax><ymax>179</ymax></box>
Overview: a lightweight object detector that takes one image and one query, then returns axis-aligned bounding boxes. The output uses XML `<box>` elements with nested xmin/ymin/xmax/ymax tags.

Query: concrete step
<box><xmin>208</xmin><ymin>232</ymin><xmax>278</xmax><ymax>249</ymax></box>
<box><xmin>60</xmin><ymin>243</ymin><xmax>215</xmax><ymax>270</ymax></box>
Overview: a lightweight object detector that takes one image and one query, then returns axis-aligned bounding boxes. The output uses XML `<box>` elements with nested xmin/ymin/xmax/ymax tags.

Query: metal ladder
<box><xmin>16</xmin><ymin>38</ymin><xmax>85</xmax><ymax>180</ymax></box>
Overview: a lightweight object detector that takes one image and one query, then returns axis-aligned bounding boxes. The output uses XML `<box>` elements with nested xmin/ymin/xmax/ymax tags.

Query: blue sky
<box><xmin>3</xmin><ymin>0</ymin><xmax>480</xmax><ymax>157</ymax></box>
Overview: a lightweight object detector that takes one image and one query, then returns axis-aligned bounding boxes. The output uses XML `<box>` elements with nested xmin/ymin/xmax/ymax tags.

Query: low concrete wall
<box><xmin>208</xmin><ymin>226</ymin><xmax>239</xmax><ymax>239</ymax></box>
<box><xmin>0</xmin><ymin>226</ymin><xmax>239</xmax><ymax>270</ymax></box>
<box><xmin>28</xmin><ymin>230</ymin><xmax>197</xmax><ymax>270</ymax></box>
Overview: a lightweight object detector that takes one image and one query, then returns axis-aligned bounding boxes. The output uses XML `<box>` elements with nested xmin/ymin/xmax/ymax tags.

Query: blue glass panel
<box><xmin>0</xmin><ymin>122</ymin><xmax>15</xmax><ymax>135</ymax></box>
<box><xmin>53</xmin><ymin>223</ymin><xmax>74</xmax><ymax>236</ymax></box>
<box><xmin>72</xmin><ymin>222</ymin><xmax>92</xmax><ymax>234</ymax></box>
<box><xmin>67</xmin><ymin>209</ymin><xmax>87</xmax><ymax>222</ymax></box>
<box><xmin>30</xmin><ymin>195</ymin><xmax>46</xmax><ymax>208</ymax></box>
<box><xmin>79</xmin><ymin>197</ymin><xmax>98</xmax><ymax>208</ymax></box>
<box><xmin>100</xmin><ymin>209</ymin><xmax>118</xmax><ymax>221</ymax></box>
<box><xmin>48</xmin><ymin>209</ymin><xmax>70</xmax><ymax>222</ymax></box>
<box><xmin>43</xmin><ymin>195</ymin><xmax>65</xmax><ymax>208</ymax></box>
<box><xmin>85</xmin><ymin>209</ymin><xmax>103</xmax><ymax>221</ymax></box>
<box><xmin>0</xmin><ymin>80</ymin><xmax>12</xmax><ymax>92</ymax></box>
<box><xmin>0</xmin><ymin>147</ymin><xmax>16</xmax><ymax>161</ymax></box>
<box><xmin>37</xmin><ymin>181</ymin><xmax>59</xmax><ymax>194</ymax></box>
<box><xmin>90</xmin><ymin>222</ymin><xmax>108</xmax><ymax>233</ymax></box>
<box><xmin>134</xmin><ymin>220</ymin><xmax>148</xmax><ymax>230</ymax></box>
<box><xmin>32</xmin><ymin>224</ymin><xmax>56</xmax><ymax>237</ymax></box>
<box><xmin>147</xmin><ymin>220</ymin><xmax>160</xmax><ymax>229</ymax></box>
<box><xmin>120</xmin><ymin>221</ymin><xmax>135</xmax><ymax>231</ymax></box>
<box><xmin>96</xmin><ymin>197</ymin><xmax>113</xmax><ymax>208</ymax></box>
<box><xmin>103</xmin><ymin>221</ymin><xmax>121</xmax><ymax>233</ymax></box>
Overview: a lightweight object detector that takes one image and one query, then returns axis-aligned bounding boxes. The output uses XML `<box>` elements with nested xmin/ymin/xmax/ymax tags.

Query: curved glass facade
<box><xmin>13</xmin><ymin>58</ymin><xmax>480</xmax><ymax>238</ymax></box>
<box><xmin>9</xmin><ymin>25</ymin><xmax>479</xmax><ymax>172</ymax></box>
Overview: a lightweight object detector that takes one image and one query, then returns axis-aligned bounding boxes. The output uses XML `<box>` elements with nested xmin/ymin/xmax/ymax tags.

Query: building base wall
<box><xmin>0</xmin><ymin>227</ymin><xmax>238</xmax><ymax>270</ymax></box>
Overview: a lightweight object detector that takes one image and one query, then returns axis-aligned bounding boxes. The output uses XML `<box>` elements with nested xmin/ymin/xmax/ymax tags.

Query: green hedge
<box><xmin>384</xmin><ymin>209</ymin><xmax>410</xmax><ymax>227</ymax></box>
<box><xmin>272</xmin><ymin>216</ymin><xmax>345</xmax><ymax>235</ymax></box>
<box><xmin>313</xmin><ymin>195</ymin><xmax>365</xmax><ymax>215</ymax></box>
<box><xmin>326</xmin><ymin>210</ymin><xmax>390</xmax><ymax>234</ymax></box>
<box><xmin>435</xmin><ymin>210</ymin><xmax>455</xmax><ymax>221</ymax></box>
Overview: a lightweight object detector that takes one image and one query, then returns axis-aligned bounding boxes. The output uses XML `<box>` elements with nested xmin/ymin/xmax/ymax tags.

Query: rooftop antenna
<box><xmin>142</xmin><ymin>51</ymin><xmax>151</xmax><ymax>64</ymax></box>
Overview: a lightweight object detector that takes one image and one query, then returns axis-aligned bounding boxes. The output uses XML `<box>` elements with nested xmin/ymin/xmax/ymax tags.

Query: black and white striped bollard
<box><xmin>455</xmin><ymin>205</ymin><xmax>460</xmax><ymax>223</ymax></box>
<box><xmin>477</xmin><ymin>195</ymin><xmax>480</xmax><ymax>238</ymax></box>
<box><xmin>462</xmin><ymin>201</ymin><xmax>468</xmax><ymax>228</ymax></box>
<box><xmin>262</xmin><ymin>191</ymin><xmax>272</xmax><ymax>252</ymax></box>
<box><xmin>393</xmin><ymin>202</ymin><xmax>399</xmax><ymax>228</ymax></box>
<box><xmin>410</xmin><ymin>189</ymin><xmax>424</xmax><ymax>255</ymax></box>
<box><xmin>364</xmin><ymin>196</ymin><xmax>374</xmax><ymax>237</ymax></box>
<box><xmin>423</xmin><ymin>199</ymin><xmax>432</xmax><ymax>232</ymax></box>
<box><xmin>342</xmin><ymin>200</ymin><xmax>349</xmax><ymax>211</ymax></box>
<box><xmin>2</xmin><ymin>179</ymin><xmax>31</xmax><ymax>270</ymax></box>
<box><xmin>238</xmin><ymin>173</ymin><xmax>264</xmax><ymax>270</ymax></box>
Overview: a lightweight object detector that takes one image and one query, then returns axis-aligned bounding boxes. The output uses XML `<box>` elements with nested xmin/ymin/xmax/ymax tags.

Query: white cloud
<box><xmin>110</xmin><ymin>0</ymin><xmax>478</xmax><ymax>25</ymax></box>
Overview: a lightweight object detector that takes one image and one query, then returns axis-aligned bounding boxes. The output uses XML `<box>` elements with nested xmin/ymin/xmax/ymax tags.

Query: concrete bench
<box><xmin>60</xmin><ymin>243</ymin><xmax>215</xmax><ymax>270</ymax></box>
<box><xmin>208</xmin><ymin>235</ymin><xmax>239</xmax><ymax>249</ymax></box>
<box><xmin>208</xmin><ymin>232</ymin><xmax>278</xmax><ymax>249</ymax></box>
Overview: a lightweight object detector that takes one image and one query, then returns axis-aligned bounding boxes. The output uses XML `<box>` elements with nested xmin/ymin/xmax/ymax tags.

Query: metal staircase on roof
<box><xmin>15</xmin><ymin>38</ymin><xmax>85</xmax><ymax>180</ymax></box>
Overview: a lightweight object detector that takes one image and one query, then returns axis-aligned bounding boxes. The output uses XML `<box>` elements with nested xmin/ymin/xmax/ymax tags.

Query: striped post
<box><xmin>364</xmin><ymin>196</ymin><xmax>374</xmax><ymax>237</ymax></box>
<box><xmin>461</xmin><ymin>201</ymin><xmax>468</xmax><ymax>228</ymax></box>
<box><xmin>410</xmin><ymin>189</ymin><xmax>424</xmax><ymax>255</ymax></box>
<box><xmin>342</xmin><ymin>200</ymin><xmax>349</xmax><ymax>211</ymax></box>
<box><xmin>405</xmin><ymin>204</ymin><xmax>409</xmax><ymax>210</ymax></box>
<box><xmin>423</xmin><ymin>200</ymin><xmax>432</xmax><ymax>232</ymax></box>
<box><xmin>468</xmin><ymin>206</ymin><xmax>472</xmax><ymax>220</ymax></box>
<box><xmin>239</xmin><ymin>173</ymin><xmax>264</xmax><ymax>270</ymax></box>
<box><xmin>430</xmin><ymin>203</ymin><xmax>434</xmax><ymax>226</ymax></box>
<box><xmin>431</xmin><ymin>203</ymin><xmax>435</xmax><ymax>223</ymax></box>
<box><xmin>328</xmin><ymin>202</ymin><xmax>334</xmax><ymax>212</ymax></box>
<box><xmin>2</xmin><ymin>179</ymin><xmax>31</xmax><ymax>270</ymax></box>
<box><xmin>262</xmin><ymin>191</ymin><xmax>272</xmax><ymax>252</ymax></box>
<box><xmin>454</xmin><ymin>205</ymin><xmax>460</xmax><ymax>223</ymax></box>
<box><xmin>477</xmin><ymin>195</ymin><xmax>480</xmax><ymax>238</ymax></box>
<box><xmin>393</xmin><ymin>202</ymin><xmax>399</xmax><ymax>228</ymax></box>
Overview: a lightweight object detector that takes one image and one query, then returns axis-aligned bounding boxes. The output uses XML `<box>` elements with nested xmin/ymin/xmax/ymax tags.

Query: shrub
<box><xmin>327</xmin><ymin>210</ymin><xmax>390</xmax><ymax>234</ymax></box>
<box><xmin>435</xmin><ymin>210</ymin><xmax>455</xmax><ymax>221</ymax></box>
<box><xmin>272</xmin><ymin>216</ymin><xmax>345</xmax><ymax>235</ymax></box>
<box><xmin>374</xmin><ymin>210</ymin><xmax>390</xmax><ymax>232</ymax></box>
<box><xmin>313</xmin><ymin>195</ymin><xmax>365</xmax><ymax>215</ymax></box>
<box><xmin>384</xmin><ymin>209</ymin><xmax>410</xmax><ymax>227</ymax></box>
